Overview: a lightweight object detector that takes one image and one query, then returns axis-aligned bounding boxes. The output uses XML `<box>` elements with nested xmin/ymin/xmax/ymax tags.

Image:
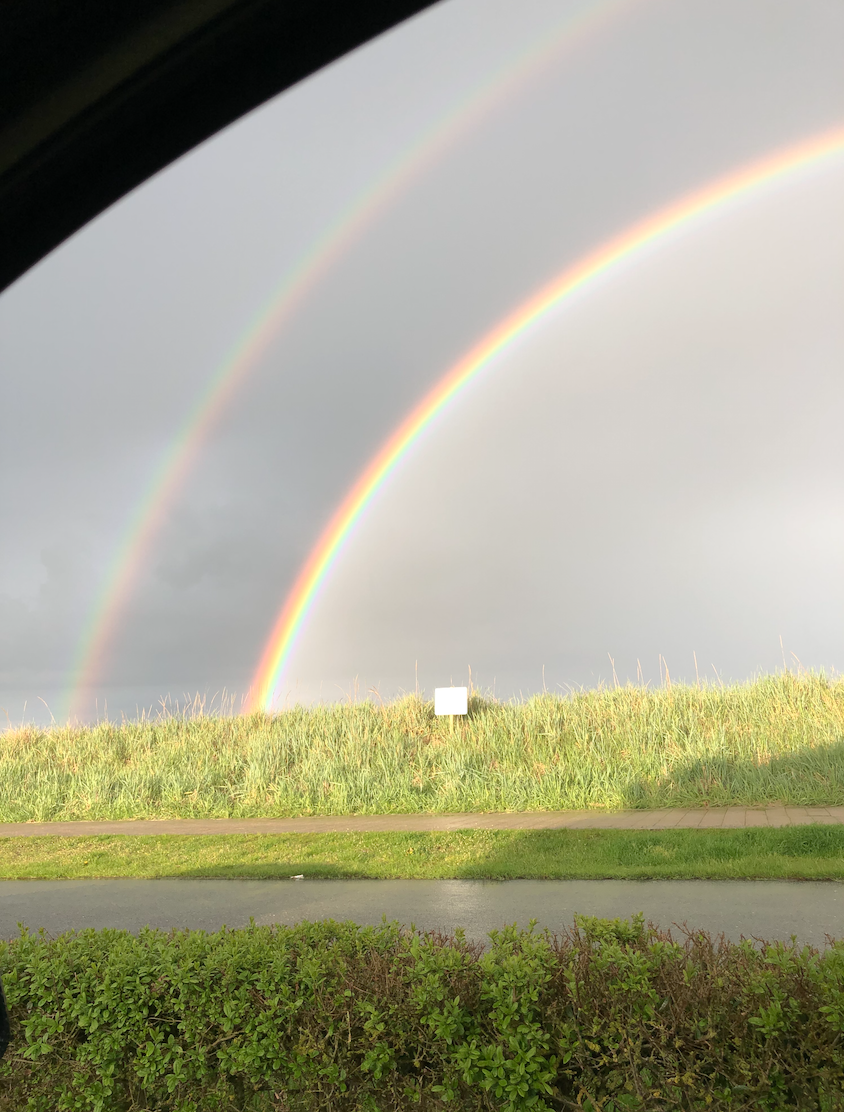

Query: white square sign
<box><xmin>434</xmin><ymin>686</ymin><xmax>468</xmax><ymax>715</ymax></box>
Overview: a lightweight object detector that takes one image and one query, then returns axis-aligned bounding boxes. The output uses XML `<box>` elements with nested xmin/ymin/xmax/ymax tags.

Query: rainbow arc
<box><xmin>247</xmin><ymin>124</ymin><xmax>844</xmax><ymax>712</ymax></box>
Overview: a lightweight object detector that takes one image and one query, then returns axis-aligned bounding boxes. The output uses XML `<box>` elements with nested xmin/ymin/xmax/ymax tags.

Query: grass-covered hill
<box><xmin>2</xmin><ymin>671</ymin><xmax>843</xmax><ymax>822</ymax></box>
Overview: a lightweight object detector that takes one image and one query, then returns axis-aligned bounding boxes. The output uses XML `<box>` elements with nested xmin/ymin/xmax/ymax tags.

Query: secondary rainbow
<box><xmin>63</xmin><ymin>0</ymin><xmax>639</xmax><ymax>722</ymax></box>
<box><xmin>248</xmin><ymin>124</ymin><xmax>844</xmax><ymax>712</ymax></box>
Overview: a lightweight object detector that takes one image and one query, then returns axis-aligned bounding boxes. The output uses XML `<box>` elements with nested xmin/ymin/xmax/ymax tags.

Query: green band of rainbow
<box><xmin>64</xmin><ymin>0</ymin><xmax>636</xmax><ymax>722</ymax></box>
<box><xmin>248</xmin><ymin>124</ymin><xmax>844</xmax><ymax>712</ymax></box>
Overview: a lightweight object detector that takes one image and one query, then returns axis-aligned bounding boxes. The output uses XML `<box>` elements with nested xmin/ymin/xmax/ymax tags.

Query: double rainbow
<box><xmin>64</xmin><ymin>0</ymin><xmax>639</xmax><ymax>721</ymax></box>
<box><xmin>247</xmin><ymin>124</ymin><xmax>844</xmax><ymax>712</ymax></box>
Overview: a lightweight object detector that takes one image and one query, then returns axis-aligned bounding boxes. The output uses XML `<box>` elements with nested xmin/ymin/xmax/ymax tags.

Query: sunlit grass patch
<box><xmin>3</xmin><ymin>824</ymin><xmax>844</xmax><ymax>880</ymax></box>
<box><xmin>2</xmin><ymin>670</ymin><xmax>844</xmax><ymax>820</ymax></box>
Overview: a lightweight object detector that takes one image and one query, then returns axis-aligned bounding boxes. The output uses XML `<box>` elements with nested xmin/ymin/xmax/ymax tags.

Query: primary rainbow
<box><xmin>64</xmin><ymin>0</ymin><xmax>639</xmax><ymax>722</ymax></box>
<box><xmin>248</xmin><ymin>124</ymin><xmax>844</xmax><ymax>712</ymax></box>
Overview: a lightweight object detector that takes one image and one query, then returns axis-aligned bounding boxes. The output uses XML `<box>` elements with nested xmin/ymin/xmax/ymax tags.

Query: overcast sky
<box><xmin>2</xmin><ymin>0</ymin><xmax>844</xmax><ymax>725</ymax></box>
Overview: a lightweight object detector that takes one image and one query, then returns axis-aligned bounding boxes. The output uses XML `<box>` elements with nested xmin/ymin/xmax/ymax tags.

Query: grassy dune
<box><xmin>2</xmin><ymin>671</ymin><xmax>844</xmax><ymax>822</ymax></box>
<box><xmin>3</xmin><ymin>825</ymin><xmax>844</xmax><ymax>880</ymax></box>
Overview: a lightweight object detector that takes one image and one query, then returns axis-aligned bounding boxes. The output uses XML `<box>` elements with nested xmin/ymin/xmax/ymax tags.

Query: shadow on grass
<box><xmin>444</xmin><ymin>823</ymin><xmax>844</xmax><ymax>880</ymax></box>
<box><xmin>573</xmin><ymin>735</ymin><xmax>844</xmax><ymax>811</ymax></box>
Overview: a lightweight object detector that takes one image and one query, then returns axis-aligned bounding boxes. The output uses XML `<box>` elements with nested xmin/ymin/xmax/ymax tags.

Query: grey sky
<box><xmin>1</xmin><ymin>0</ymin><xmax>843</xmax><ymax>723</ymax></box>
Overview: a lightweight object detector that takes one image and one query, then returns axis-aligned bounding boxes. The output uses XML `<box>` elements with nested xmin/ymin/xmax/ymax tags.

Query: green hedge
<box><xmin>2</xmin><ymin>914</ymin><xmax>843</xmax><ymax>1111</ymax></box>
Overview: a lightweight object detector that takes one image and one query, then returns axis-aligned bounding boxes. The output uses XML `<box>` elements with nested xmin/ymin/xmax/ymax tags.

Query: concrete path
<box><xmin>1</xmin><ymin>805</ymin><xmax>842</xmax><ymax>837</ymax></box>
<box><xmin>3</xmin><ymin>877</ymin><xmax>843</xmax><ymax>950</ymax></box>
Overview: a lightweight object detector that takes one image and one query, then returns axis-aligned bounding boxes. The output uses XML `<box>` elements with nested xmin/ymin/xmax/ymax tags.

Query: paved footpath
<box><xmin>1</xmin><ymin>805</ymin><xmax>842</xmax><ymax>837</ymax></box>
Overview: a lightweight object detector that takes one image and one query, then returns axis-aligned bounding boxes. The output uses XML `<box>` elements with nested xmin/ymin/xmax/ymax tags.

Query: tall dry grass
<box><xmin>2</xmin><ymin>672</ymin><xmax>843</xmax><ymax>821</ymax></box>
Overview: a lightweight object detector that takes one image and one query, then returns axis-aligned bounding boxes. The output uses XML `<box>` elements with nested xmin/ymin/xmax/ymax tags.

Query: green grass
<box><xmin>3</xmin><ymin>824</ymin><xmax>844</xmax><ymax>880</ymax></box>
<box><xmin>3</xmin><ymin>671</ymin><xmax>844</xmax><ymax>821</ymax></box>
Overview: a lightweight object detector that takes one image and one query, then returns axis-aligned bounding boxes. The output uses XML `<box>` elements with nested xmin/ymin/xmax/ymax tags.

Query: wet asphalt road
<box><xmin>2</xmin><ymin>878</ymin><xmax>844</xmax><ymax>950</ymax></box>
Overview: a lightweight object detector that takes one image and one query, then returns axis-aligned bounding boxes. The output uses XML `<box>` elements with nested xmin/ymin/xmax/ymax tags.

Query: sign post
<box><xmin>434</xmin><ymin>686</ymin><xmax>468</xmax><ymax>734</ymax></box>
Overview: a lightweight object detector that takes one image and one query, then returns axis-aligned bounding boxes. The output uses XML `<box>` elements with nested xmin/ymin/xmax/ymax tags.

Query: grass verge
<box><xmin>3</xmin><ymin>824</ymin><xmax>844</xmax><ymax>880</ymax></box>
